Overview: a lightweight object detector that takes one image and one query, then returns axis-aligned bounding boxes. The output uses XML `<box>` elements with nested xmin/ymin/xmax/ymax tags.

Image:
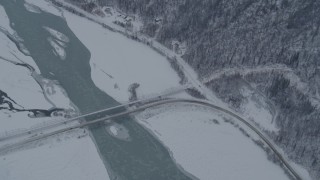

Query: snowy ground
<box><xmin>0</xmin><ymin>129</ymin><xmax>110</xmax><ymax>180</ymax></box>
<box><xmin>136</xmin><ymin>104</ymin><xmax>311</xmax><ymax>180</ymax></box>
<box><xmin>238</xmin><ymin>86</ymin><xmax>278</xmax><ymax>132</ymax></box>
<box><xmin>64</xmin><ymin>10</ymin><xmax>183</xmax><ymax>103</ymax></box>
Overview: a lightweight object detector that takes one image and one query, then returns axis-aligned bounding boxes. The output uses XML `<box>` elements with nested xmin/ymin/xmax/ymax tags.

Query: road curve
<box><xmin>0</xmin><ymin>98</ymin><xmax>303</xmax><ymax>180</ymax></box>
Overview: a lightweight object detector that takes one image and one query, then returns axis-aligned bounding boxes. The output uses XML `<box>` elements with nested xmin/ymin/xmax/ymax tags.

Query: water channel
<box><xmin>0</xmin><ymin>1</ymin><xmax>195</xmax><ymax>179</ymax></box>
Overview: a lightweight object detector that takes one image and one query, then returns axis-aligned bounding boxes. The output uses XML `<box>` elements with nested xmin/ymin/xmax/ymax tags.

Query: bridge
<box><xmin>0</xmin><ymin>85</ymin><xmax>190</xmax><ymax>142</ymax></box>
<box><xmin>0</xmin><ymin>92</ymin><xmax>303</xmax><ymax>180</ymax></box>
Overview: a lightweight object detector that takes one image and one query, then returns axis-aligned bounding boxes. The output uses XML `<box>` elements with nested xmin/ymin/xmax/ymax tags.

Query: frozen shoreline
<box><xmin>0</xmin><ymin>2</ymin><xmax>110</xmax><ymax>180</ymax></box>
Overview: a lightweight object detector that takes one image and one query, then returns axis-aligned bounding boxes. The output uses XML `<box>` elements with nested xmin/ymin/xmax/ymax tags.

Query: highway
<box><xmin>0</xmin><ymin>98</ymin><xmax>303</xmax><ymax>180</ymax></box>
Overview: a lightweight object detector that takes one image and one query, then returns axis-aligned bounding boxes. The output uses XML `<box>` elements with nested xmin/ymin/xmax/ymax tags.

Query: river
<box><xmin>0</xmin><ymin>0</ymin><xmax>195</xmax><ymax>179</ymax></box>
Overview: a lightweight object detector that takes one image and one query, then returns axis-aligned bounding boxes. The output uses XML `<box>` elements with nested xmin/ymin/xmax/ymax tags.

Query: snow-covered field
<box><xmin>136</xmin><ymin>104</ymin><xmax>303</xmax><ymax>180</ymax></box>
<box><xmin>0</xmin><ymin>129</ymin><xmax>110</xmax><ymax>180</ymax></box>
<box><xmin>64</xmin><ymin>11</ymin><xmax>182</xmax><ymax>102</ymax></box>
<box><xmin>239</xmin><ymin>86</ymin><xmax>278</xmax><ymax>132</ymax></box>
